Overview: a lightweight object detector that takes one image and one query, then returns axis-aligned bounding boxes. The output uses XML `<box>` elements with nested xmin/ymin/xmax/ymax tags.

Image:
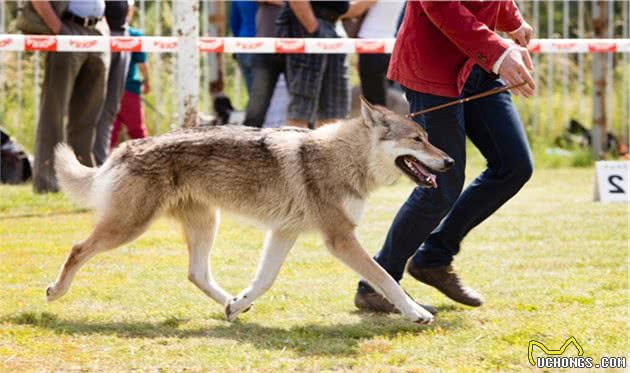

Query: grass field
<box><xmin>0</xmin><ymin>164</ymin><xmax>628</xmax><ymax>371</ymax></box>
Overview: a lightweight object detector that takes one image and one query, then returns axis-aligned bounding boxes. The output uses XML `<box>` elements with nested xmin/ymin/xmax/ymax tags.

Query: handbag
<box><xmin>16</xmin><ymin>1</ymin><xmax>69</xmax><ymax>35</ymax></box>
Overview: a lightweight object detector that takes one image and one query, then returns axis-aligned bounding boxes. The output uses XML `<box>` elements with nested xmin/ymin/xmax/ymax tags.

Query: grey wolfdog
<box><xmin>48</xmin><ymin>98</ymin><xmax>453</xmax><ymax>325</ymax></box>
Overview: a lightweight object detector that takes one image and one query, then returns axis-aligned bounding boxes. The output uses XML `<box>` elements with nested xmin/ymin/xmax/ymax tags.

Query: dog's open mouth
<box><xmin>395</xmin><ymin>155</ymin><xmax>438</xmax><ymax>188</ymax></box>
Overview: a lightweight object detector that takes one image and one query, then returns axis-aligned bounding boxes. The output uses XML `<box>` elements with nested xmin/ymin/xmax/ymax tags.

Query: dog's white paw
<box><xmin>45</xmin><ymin>283</ymin><xmax>65</xmax><ymax>303</ymax></box>
<box><xmin>224</xmin><ymin>297</ymin><xmax>253</xmax><ymax>322</ymax></box>
<box><xmin>406</xmin><ymin>302</ymin><xmax>434</xmax><ymax>325</ymax></box>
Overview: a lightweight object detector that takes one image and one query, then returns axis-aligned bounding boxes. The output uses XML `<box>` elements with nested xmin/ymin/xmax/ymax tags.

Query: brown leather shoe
<box><xmin>354</xmin><ymin>290</ymin><xmax>438</xmax><ymax>315</ymax></box>
<box><xmin>406</xmin><ymin>261</ymin><xmax>484</xmax><ymax>307</ymax></box>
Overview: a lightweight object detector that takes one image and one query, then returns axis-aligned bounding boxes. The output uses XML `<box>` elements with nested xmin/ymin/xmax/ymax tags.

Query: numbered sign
<box><xmin>594</xmin><ymin>161</ymin><xmax>630</xmax><ymax>203</ymax></box>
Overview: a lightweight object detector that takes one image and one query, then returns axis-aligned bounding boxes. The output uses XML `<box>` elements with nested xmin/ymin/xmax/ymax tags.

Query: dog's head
<box><xmin>360</xmin><ymin>97</ymin><xmax>454</xmax><ymax>188</ymax></box>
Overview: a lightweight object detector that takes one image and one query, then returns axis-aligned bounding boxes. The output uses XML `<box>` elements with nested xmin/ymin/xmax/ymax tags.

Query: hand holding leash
<box><xmin>508</xmin><ymin>21</ymin><xmax>534</xmax><ymax>47</ymax></box>
<box><xmin>499</xmin><ymin>47</ymin><xmax>535</xmax><ymax>97</ymax></box>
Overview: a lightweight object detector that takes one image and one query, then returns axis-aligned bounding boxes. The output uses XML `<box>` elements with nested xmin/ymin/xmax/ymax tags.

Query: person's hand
<box><xmin>508</xmin><ymin>21</ymin><xmax>533</xmax><ymax>47</ymax></box>
<box><xmin>498</xmin><ymin>47</ymin><xmax>535</xmax><ymax>97</ymax></box>
<box><xmin>142</xmin><ymin>80</ymin><xmax>150</xmax><ymax>94</ymax></box>
<box><xmin>306</xmin><ymin>21</ymin><xmax>320</xmax><ymax>36</ymax></box>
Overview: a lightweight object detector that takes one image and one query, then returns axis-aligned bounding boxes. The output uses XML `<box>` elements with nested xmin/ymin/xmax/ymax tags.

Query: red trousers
<box><xmin>110</xmin><ymin>90</ymin><xmax>148</xmax><ymax>148</ymax></box>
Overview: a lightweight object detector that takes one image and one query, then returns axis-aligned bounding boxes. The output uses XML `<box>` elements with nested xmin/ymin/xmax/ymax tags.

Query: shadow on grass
<box><xmin>3</xmin><ymin>309</ymin><xmax>467</xmax><ymax>356</ymax></box>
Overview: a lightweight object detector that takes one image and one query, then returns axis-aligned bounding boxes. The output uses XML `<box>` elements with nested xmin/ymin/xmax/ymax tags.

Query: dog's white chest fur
<box><xmin>343</xmin><ymin>197</ymin><xmax>367</xmax><ymax>224</ymax></box>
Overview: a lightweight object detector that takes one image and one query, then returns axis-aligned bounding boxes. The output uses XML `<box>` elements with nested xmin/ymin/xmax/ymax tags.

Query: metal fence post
<box><xmin>577</xmin><ymin>0</ymin><xmax>585</xmax><ymax>120</ymax></box>
<box><xmin>533</xmin><ymin>0</ymin><xmax>540</xmax><ymax>134</ymax></box>
<box><xmin>154</xmin><ymin>0</ymin><xmax>162</xmax><ymax>134</ymax></box>
<box><xmin>562</xmin><ymin>0</ymin><xmax>569</xmax><ymax>129</ymax></box>
<box><xmin>139</xmin><ymin>0</ymin><xmax>145</xmax><ymax>32</ymax></box>
<box><xmin>0</xmin><ymin>0</ymin><xmax>4</xmax><ymax>172</ymax></box>
<box><xmin>546</xmin><ymin>0</ymin><xmax>554</xmax><ymax>138</ymax></box>
<box><xmin>201</xmin><ymin>0</ymin><xmax>209</xmax><ymax>115</ymax></box>
<box><xmin>606</xmin><ymin>0</ymin><xmax>613</xmax><ymax>134</ymax></box>
<box><xmin>0</xmin><ymin>0</ymin><xmax>5</xmax><ymax>116</ymax></box>
<box><xmin>591</xmin><ymin>0</ymin><xmax>608</xmax><ymax>157</ymax></box>
<box><xmin>624</xmin><ymin>0</ymin><xmax>630</xmax><ymax>144</ymax></box>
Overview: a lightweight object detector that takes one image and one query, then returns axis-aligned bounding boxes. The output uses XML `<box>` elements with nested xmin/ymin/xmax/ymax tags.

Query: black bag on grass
<box><xmin>1</xmin><ymin>128</ymin><xmax>32</xmax><ymax>184</ymax></box>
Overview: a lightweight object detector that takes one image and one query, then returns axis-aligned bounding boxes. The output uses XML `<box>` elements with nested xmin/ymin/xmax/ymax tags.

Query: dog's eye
<box><xmin>413</xmin><ymin>136</ymin><xmax>424</xmax><ymax>143</ymax></box>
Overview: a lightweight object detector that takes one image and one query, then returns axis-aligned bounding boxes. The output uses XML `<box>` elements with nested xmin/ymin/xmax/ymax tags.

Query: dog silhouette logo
<box><xmin>528</xmin><ymin>337</ymin><xmax>584</xmax><ymax>366</ymax></box>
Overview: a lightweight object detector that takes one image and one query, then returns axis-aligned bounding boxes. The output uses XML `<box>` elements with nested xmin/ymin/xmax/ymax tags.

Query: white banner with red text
<box><xmin>0</xmin><ymin>35</ymin><xmax>628</xmax><ymax>54</ymax></box>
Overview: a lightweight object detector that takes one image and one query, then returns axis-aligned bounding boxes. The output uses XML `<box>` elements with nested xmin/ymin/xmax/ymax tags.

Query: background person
<box><xmin>92</xmin><ymin>0</ymin><xmax>132</xmax><ymax>166</ymax></box>
<box><xmin>31</xmin><ymin>0</ymin><xmax>109</xmax><ymax>194</ymax></box>
<box><xmin>243</xmin><ymin>0</ymin><xmax>286</xmax><ymax>128</ymax></box>
<box><xmin>229</xmin><ymin>0</ymin><xmax>257</xmax><ymax>93</ymax></box>
<box><xmin>109</xmin><ymin>18</ymin><xmax>150</xmax><ymax>149</ymax></box>
<box><xmin>354</xmin><ymin>0</ymin><xmax>536</xmax><ymax>312</ymax></box>
<box><xmin>276</xmin><ymin>0</ymin><xmax>350</xmax><ymax>128</ymax></box>
<box><xmin>343</xmin><ymin>0</ymin><xmax>405</xmax><ymax>106</ymax></box>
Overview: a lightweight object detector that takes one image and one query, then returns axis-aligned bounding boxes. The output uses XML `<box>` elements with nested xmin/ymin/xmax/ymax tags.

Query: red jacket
<box><xmin>387</xmin><ymin>1</ymin><xmax>524</xmax><ymax>97</ymax></box>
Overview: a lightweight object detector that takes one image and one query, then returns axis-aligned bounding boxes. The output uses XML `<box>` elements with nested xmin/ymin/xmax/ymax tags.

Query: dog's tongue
<box><xmin>411</xmin><ymin>161</ymin><xmax>437</xmax><ymax>188</ymax></box>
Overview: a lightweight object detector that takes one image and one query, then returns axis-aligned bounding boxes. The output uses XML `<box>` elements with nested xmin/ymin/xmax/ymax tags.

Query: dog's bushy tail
<box><xmin>54</xmin><ymin>143</ymin><xmax>97</xmax><ymax>208</ymax></box>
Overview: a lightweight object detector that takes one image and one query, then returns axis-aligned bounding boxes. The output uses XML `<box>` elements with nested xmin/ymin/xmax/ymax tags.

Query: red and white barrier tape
<box><xmin>0</xmin><ymin>35</ymin><xmax>629</xmax><ymax>54</ymax></box>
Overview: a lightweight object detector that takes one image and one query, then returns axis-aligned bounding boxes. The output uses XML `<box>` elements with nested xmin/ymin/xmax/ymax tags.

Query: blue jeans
<box><xmin>359</xmin><ymin>66</ymin><xmax>533</xmax><ymax>291</ymax></box>
<box><xmin>243</xmin><ymin>54</ymin><xmax>285</xmax><ymax>127</ymax></box>
<box><xmin>234</xmin><ymin>53</ymin><xmax>254</xmax><ymax>94</ymax></box>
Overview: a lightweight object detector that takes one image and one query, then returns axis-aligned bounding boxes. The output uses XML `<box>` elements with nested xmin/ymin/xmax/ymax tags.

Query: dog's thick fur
<box><xmin>49</xmin><ymin>99</ymin><xmax>452</xmax><ymax>324</ymax></box>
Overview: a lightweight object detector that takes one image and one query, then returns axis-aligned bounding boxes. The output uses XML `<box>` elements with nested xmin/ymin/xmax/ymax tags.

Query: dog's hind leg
<box><xmin>322</xmin><ymin>227</ymin><xmax>434</xmax><ymax>325</ymax></box>
<box><xmin>225</xmin><ymin>229</ymin><xmax>297</xmax><ymax>321</ymax></box>
<box><xmin>46</xmin><ymin>211</ymin><xmax>154</xmax><ymax>302</ymax></box>
<box><xmin>176</xmin><ymin>203</ymin><xmax>232</xmax><ymax>307</ymax></box>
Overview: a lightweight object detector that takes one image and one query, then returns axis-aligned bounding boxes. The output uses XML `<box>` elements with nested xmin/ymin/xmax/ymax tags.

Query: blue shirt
<box><xmin>67</xmin><ymin>0</ymin><xmax>105</xmax><ymax>18</ymax></box>
<box><xmin>229</xmin><ymin>1</ymin><xmax>257</xmax><ymax>37</ymax></box>
<box><xmin>125</xmin><ymin>28</ymin><xmax>148</xmax><ymax>96</ymax></box>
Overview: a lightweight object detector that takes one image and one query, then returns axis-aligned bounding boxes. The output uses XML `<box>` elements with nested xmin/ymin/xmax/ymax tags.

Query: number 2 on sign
<box><xmin>608</xmin><ymin>175</ymin><xmax>625</xmax><ymax>194</ymax></box>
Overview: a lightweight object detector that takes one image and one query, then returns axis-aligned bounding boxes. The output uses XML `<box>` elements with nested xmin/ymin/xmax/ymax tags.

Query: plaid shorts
<box><xmin>277</xmin><ymin>16</ymin><xmax>349</xmax><ymax>124</ymax></box>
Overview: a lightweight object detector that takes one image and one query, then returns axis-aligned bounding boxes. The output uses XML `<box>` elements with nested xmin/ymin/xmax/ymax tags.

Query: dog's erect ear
<box><xmin>360</xmin><ymin>95</ymin><xmax>379</xmax><ymax>127</ymax></box>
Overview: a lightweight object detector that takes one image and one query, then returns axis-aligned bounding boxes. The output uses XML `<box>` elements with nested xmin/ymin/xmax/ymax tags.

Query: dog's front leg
<box><xmin>323</xmin><ymin>229</ymin><xmax>433</xmax><ymax>325</ymax></box>
<box><xmin>225</xmin><ymin>230</ymin><xmax>297</xmax><ymax>321</ymax></box>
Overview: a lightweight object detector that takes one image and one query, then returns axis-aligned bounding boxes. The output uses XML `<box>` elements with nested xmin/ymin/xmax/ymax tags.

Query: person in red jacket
<box><xmin>355</xmin><ymin>1</ymin><xmax>536</xmax><ymax>313</ymax></box>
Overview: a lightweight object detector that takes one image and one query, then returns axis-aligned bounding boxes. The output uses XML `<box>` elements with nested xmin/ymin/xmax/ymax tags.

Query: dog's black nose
<box><xmin>444</xmin><ymin>158</ymin><xmax>455</xmax><ymax>168</ymax></box>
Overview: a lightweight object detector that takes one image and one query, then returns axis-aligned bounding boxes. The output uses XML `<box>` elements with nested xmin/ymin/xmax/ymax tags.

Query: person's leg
<box><xmin>316</xmin><ymin>53</ymin><xmax>349</xmax><ymax>126</ymax></box>
<box><xmin>32</xmin><ymin>50</ymin><xmax>84</xmax><ymax>193</ymax></box>
<box><xmin>93</xmin><ymin>43</ymin><xmax>130</xmax><ymax>165</ymax></box>
<box><xmin>358</xmin><ymin>53</ymin><xmax>389</xmax><ymax>106</ymax></box>
<box><xmin>66</xmin><ymin>51</ymin><xmax>109</xmax><ymax>167</ymax></box>
<box><xmin>235</xmin><ymin>53</ymin><xmax>254</xmax><ymax>94</ymax></box>
<box><xmin>418</xmin><ymin>73</ymin><xmax>534</xmax><ymax>265</ymax></box>
<box><xmin>243</xmin><ymin>54</ymin><xmax>282</xmax><ymax>127</ymax></box>
<box><xmin>110</xmin><ymin>91</ymin><xmax>131</xmax><ymax>149</ymax></box>
<box><xmin>124</xmin><ymin>92</ymin><xmax>148</xmax><ymax>139</ymax></box>
<box><xmin>356</xmin><ymin>89</ymin><xmax>466</xmax><ymax>294</ymax></box>
<box><xmin>285</xmin><ymin>52</ymin><xmax>327</xmax><ymax>127</ymax></box>
<box><xmin>109</xmin><ymin>115</ymin><xmax>124</xmax><ymax>149</ymax></box>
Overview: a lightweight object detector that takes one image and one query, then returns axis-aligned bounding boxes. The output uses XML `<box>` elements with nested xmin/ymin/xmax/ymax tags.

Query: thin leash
<box><xmin>405</xmin><ymin>81</ymin><xmax>528</xmax><ymax>119</ymax></box>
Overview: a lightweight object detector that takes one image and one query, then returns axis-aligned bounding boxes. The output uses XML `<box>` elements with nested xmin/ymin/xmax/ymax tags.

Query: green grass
<box><xmin>0</xmin><ymin>163</ymin><xmax>628</xmax><ymax>371</ymax></box>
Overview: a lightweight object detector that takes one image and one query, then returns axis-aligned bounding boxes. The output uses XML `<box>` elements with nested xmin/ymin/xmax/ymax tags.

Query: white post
<box><xmin>175</xmin><ymin>0</ymin><xmax>200</xmax><ymax>128</ymax></box>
